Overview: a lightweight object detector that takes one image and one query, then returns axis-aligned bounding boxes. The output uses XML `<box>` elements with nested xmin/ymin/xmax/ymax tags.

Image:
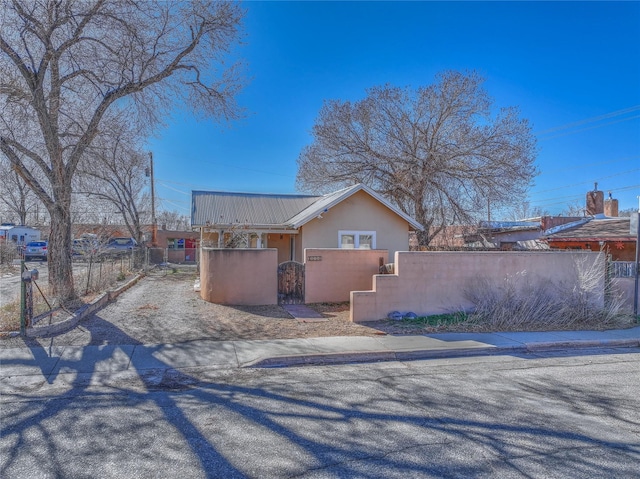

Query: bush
<box><xmin>463</xmin><ymin>253</ymin><xmax>632</xmax><ymax>331</ymax></box>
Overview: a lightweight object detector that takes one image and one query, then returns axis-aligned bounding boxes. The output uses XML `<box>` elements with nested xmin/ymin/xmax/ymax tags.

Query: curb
<box><xmin>24</xmin><ymin>274</ymin><xmax>144</xmax><ymax>338</ymax></box>
<box><xmin>524</xmin><ymin>338</ymin><xmax>640</xmax><ymax>351</ymax></box>
<box><xmin>245</xmin><ymin>339</ymin><xmax>640</xmax><ymax>368</ymax></box>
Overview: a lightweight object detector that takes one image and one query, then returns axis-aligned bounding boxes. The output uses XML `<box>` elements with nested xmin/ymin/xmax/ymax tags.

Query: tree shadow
<box><xmin>2</xmin><ymin>316</ymin><xmax>639</xmax><ymax>478</ymax></box>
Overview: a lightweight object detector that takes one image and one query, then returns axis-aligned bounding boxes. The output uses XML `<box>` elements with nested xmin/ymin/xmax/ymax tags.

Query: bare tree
<box><xmin>618</xmin><ymin>208</ymin><xmax>636</xmax><ymax>218</ymax></box>
<box><xmin>508</xmin><ymin>201</ymin><xmax>548</xmax><ymax>221</ymax></box>
<box><xmin>76</xmin><ymin>118</ymin><xmax>151</xmax><ymax>245</ymax></box>
<box><xmin>156</xmin><ymin>210</ymin><xmax>190</xmax><ymax>230</ymax></box>
<box><xmin>0</xmin><ymin>0</ymin><xmax>245</xmax><ymax>302</ymax></box>
<box><xmin>0</xmin><ymin>157</ymin><xmax>45</xmax><ymax>225</ymax></box>
<box><xmin>561</xmin><ymin>202</ymin><xmax>586</xmax><ymax>217</ymax></box>
<box><xmin>296</xmin><ymin>71</ymin><xmax>538</xmax><ymax>247</ymax></box>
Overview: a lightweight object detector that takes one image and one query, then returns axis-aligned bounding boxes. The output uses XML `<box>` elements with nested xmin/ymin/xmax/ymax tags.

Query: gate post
<box><xmin>20</xmin><ymin>262</ymin><xmax>35</xmax><ymax>334</ymax></box>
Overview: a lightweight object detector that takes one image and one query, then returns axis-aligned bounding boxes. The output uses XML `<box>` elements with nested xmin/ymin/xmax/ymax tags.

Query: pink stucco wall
<box><xmin>304</xmin><ymin>248</ymin><xmax>388</xmax><ymax>304</ymax></box>
<box><xmin>351</xmin><ymin>251</ymin><xmax>606</xmax><ymax>323</ymax></box>
<box><xmin>611</xmin><ymin>277</ymin><xmax>640</xmax><ymax>313</ymax></box>
<box><xmin>200</xmin><ymin>248</ymin><xmax>277</xmax><ymax>305</ymax></box>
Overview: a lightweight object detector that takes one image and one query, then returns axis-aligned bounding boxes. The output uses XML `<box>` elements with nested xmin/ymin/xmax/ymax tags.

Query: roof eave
<box><xmin>289</xmin><ymin>184</ymin><xmax>424</xmax><ymax>230</ymax></box>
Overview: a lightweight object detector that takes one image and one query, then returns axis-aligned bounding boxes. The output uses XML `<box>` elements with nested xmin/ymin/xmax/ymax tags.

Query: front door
<box><xmin>278</xmin><ymin>261</ymin><xmax>304</xmax><ymax>304</ymax></box>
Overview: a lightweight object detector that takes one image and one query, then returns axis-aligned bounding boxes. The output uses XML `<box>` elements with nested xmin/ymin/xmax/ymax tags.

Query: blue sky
<box><xmin>148</xmin><ymin>1</ymin><xmax>640</xmax><ymax>218</ymax></box>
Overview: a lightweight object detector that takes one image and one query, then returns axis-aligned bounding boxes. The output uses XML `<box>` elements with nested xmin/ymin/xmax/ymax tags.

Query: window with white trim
<box><xmin>338</xmin><ymin>230</ymin><xmax>376</xmax><ymax>249</ymax></box>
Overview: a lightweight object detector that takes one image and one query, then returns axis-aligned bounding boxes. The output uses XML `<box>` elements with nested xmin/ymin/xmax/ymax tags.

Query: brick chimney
<box><xmin>604</xmin><ymin>191</ymin><xmax>619</xmax><ymax>217</ymax></box>
<box><xmin>586</xmin><ymin>183</ymin><xmax>604</xmax><ymax>216</ymax></box>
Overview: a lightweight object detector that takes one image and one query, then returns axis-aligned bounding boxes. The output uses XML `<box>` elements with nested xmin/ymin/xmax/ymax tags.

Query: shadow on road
<box><xmin>2</xmin><ymin>316</ymin><xmax>639</xmax><ymax>478</ymax></box>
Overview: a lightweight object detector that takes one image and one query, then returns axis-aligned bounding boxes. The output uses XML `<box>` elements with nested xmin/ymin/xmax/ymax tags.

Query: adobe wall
<box><xmin>304</xmin><ymin>248</ymin><xmax>388</xmax><ymax>304</ymax></box>
<box><xmin>611</xmin><ymin>277</ymin><xmax>639</xmax><ymax>313</ymax></box>
<box><xmin>351</xmin><ymin>251</ymin><xmax>606</xmax><ymax>323</ymax></box>
<box><xmin>200</xmin><ymin>248</ymin><xmax>277</xmax><ymax>305</ymax></box>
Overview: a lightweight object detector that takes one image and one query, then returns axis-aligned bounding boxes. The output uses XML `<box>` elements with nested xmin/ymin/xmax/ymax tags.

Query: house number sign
<box><xmin>308</xmin><ymin>256</ymin><xmax>322</xmax><ymax>261</ymax></box>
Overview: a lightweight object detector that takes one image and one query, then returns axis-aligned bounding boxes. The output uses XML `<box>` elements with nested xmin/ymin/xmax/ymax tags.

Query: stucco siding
<box><xmin>351</xmin><ymin>251</ymin><xmax>606</xmax><ymax>322</ymax></box>
<box><xmin>300</xmin><ymin>190</ymin><xmax>410</xmax><ymax>257</ymax></box>
<box><xmin>304</xmin><ymin>248</ymin><xmax>388</xmax><ymax>303</ymax></box>
<box><xmin>200</xmin><ymin>248</ymin><xmax>277</xmax><ymax>305</ymax></box>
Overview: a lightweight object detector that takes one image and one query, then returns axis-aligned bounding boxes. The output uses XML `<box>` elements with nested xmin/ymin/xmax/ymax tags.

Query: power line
<box><xmin>156</xmin><ymin>181</ymin><xmax>190</xmax><ymax>196</ymax></box>
<box><xmin>530</xmin><ymin>170</ymin><xmax>640</xmax><ymax>195</ymax></box>
<box><xmin>539</xmin><ymin>115</ymin><xmax>640</xmax><ymax>141</ymax></box>
<box><xmin>538</xmin><ymin>155</ymin><xmax>640</xmax><ymax>175</ymax></box>
<box><xmin>529</xmin><ymin>184</ymin><xmax>640</xmax><ymax>209</ymax></box>
<box><xmin>535</xmin><ymin>104</ymin><xmax>640</xmax><ymax>136</ymax></box>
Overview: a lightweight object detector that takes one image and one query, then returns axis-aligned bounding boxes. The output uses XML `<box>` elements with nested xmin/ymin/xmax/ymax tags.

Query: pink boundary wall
<box><xmin>304</xmin><ymin>249</ymin><xmax>388</xmax><ymax>304</ymax></box>
<box><xmin>350</xmin><ymin>251</ymin><xmax>606</xmax><ymax>323</ymax></box>
<box><xmin>200</xmin><ymin>248</ymin><xmax>278</xmax><ymax>305</ymax></box>
<box><xmin>611</xmin><ymin>277</ymin><xmax>640</xmax><ymax>313</ymax></box>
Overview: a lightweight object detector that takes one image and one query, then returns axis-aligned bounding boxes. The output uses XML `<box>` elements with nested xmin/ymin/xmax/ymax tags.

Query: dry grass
<box><xmin>0</xmin><ymin>261</ymin><xmax>135</xmax><ymax>332</ymax></box>
<box><xmin>463</xmin><ymin>254</ymin><xmax>635</xmax><ymax>332</ymax></box>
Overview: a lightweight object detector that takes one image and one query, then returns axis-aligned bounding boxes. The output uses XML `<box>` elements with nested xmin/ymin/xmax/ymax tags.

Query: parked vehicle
<box><xmin>105</xmin><ymin>237</ymin><xmax>139</xmax><ymax>255</ymax></box>
<box><xmin>24</xmin><ymin>241</ymin><xmax>48</xmax><ymax>261</ymax></box>
<box><xmin>72</xmin><ymin>237</ymin><xmax>99</xmax><ymax>257</ymax></box>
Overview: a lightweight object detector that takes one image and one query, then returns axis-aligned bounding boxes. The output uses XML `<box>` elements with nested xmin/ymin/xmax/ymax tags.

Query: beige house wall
<box><xmin>264</xmin><ymin>233</ymin><xmax>294</xmax><ymax>263</ymax></box>
<box><xmin>300</xmin><ymin>189</ymin><xmax>411</xmax><ymax>257</ymax></box>
<box><xmin>351</xmin><ymin>251</ymin><xmax>606</xmax><ymax>323</ymax></box>
<box><xmin>200</xmin><ymin>248</ymin><xmax>277</xmax><ymax>305</ymax></box>
<box><xmin>304</xmin><ymin>248</ymin><xmax>388</xmax><ymax>304</ymax></box>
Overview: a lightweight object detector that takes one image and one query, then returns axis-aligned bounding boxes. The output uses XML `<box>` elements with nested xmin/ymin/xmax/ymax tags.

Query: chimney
<box><xmin>586</xmin><ymin>182</ymin><xmax>604</xmax><ymax>216</ymax></box>
<box><xmin>604</xmin><ymin>191</ymin><xmax>619</xmax><ymax>217</ymax></box>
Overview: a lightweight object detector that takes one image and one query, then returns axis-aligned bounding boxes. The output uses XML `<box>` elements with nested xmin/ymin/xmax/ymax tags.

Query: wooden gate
<box><xmin>278</xmin><ymin>261</ymin><xmax>305</xmax><ymax>304</ymax></box>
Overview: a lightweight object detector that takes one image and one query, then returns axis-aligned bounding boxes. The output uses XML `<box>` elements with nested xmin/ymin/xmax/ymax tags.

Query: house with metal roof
<box><xmin>191</xmin><ymin>183</ymin><xmax>423</xmax><ymax>262</ymax></box>
<box><xmin>544</xmin><ymin>216</ymin><xmax>636</xmax><ymax>261</ymax></box>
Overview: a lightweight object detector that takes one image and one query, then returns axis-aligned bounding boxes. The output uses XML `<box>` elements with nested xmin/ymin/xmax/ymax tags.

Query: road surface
<box><xmin>2</xmin><ymin>349</ymin><xmax>639</xmax><ymax>478</ymax></box>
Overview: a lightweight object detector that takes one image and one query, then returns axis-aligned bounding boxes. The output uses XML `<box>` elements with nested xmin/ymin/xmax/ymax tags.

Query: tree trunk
<box><xmin>47</xmin><ymin>201</ymin><xmax>75</xmax><ymax>303</ymax></box>
<box><xmin>415</xmin><ymin>229</ymin><xmax>431</xmax><ymax>249</ymax></box>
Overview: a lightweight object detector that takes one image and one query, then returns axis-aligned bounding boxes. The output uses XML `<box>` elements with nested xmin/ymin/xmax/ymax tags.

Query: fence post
<box><xmin>20</xmin><ymin>260</ymin><xmax>26</xmax><ymax>335</ymax></box>
<box><xmin>20</xmin><ymin>261</ymin><xmax>33</xmax><ymax>335</ymax></box>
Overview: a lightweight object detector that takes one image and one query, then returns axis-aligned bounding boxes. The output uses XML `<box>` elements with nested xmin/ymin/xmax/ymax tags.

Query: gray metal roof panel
<box><xmin>191</xmin><ymin>190</ymin><xmax>320</xmax><ymax>227</ymax></box>
<box><xmin>544</xmin><ymin>217</ymin><xmax>633</xmax><ymax>240</ymax></box>
<box><xmin>191</xmin><ymin>184</ymin><xmax>424</xmax><ymax>231</ymax></box>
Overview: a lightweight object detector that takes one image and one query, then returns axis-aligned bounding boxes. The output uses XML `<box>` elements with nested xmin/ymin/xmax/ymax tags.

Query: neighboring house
<box><xmin>0</xmin><ymin>224</ymin><xmax>41</xmax><ymax>246</ymax></box>
<box><xmin>424</xmin><ymin>187</ymin><xmax>629</xmax><ymax>253</ymax></box>
<box><xmin>191</xmin><ymin>183</ymin><xmax>423</xmax><ymax>262</ymax></box>
<box><xmin>153</xmin><ymin>229</ymin><xmax>200</xmax><ymax>263</ymax></box>
<box><xmin>544</xmin><ymin>216</ymin><xmax>635</xmax><ymax>261</ymax></box>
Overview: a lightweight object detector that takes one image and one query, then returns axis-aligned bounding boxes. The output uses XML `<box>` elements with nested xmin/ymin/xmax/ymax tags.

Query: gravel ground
<box><xmin>0</xmin><ymin>268</ymin><xmax>398</xmax><ymax>348</ymax></box>
<box><xmin>4</xmin><ymin>266</ymin><xmax>633</xmax><ymax>349</ymax></box>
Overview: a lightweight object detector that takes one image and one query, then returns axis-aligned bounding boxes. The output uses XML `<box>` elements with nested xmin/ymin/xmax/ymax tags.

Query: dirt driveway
<box><xmin>1</xmin><ymin>268</ymin><xmax>395</xmax><ymax>348</ymax></box>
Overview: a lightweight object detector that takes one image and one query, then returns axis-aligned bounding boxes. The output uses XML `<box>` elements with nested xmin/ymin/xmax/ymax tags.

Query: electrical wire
<box><xmin>535</xmin><ymin>104</ymin><xmax>640</xmax><ymax>136</ymax></box>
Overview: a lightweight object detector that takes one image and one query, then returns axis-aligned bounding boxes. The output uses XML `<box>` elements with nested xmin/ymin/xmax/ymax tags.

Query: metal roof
<box><xmin>544</xmin><ymin>217</ymin><xmax>633</xmax><ymax>241</ymax></box>
<box><xmin>191</xmin><ymin>184</ymin><xmax>424</xmax><ymax>231</ymax></box>
<box><xmin>191</xmin><ymin>190</ymin><xmax>320</xmax><ymax>227</ymax></box>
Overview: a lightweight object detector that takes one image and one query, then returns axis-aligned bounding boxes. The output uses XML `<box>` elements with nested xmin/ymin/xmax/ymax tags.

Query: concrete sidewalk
<box><xmin>1</xmin><ymin>326</ymin><xmax>639</xmax><ymax>390</ymax></box>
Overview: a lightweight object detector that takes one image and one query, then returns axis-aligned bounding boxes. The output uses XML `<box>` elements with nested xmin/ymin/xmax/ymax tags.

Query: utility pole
<box><xmin>149</xmin><ymin>152</ymin><xmax>157</xmax><ymax>247</ymax></box>
<box><xmin>634</xmin><ymin>196</ymin><xmax>640</xmax><ymax>318</ymax></box>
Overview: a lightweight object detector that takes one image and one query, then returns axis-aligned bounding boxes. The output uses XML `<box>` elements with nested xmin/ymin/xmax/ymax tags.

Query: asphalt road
<box><xmin>2</xmin><ymin>350</ymin><xmax>639</xmax><ymax>478</ymax></box>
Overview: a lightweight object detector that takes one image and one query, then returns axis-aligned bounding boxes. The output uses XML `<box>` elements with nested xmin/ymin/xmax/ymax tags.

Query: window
<box><xmin>168</xmin><ymin>238</ymin><xmax>185</xmax><ymax>249</ymax></box>
<box><xmin>338</xmin><ymin>230</ymin><xmax>376</xmax><ymax>249</ymax></box>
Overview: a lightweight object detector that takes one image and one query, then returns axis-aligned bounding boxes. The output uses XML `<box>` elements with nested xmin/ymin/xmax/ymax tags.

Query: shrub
<box><xmin>463</xmin><ymin>253</ymin><xmax>632</xmax><ymax>331</ymax></box>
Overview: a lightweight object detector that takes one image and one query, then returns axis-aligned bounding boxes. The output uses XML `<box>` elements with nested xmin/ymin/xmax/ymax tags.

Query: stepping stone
<box><xmin>282</xmin><ymin>304</ymin><xmax>329</xmax><ymax>322</ymax></box>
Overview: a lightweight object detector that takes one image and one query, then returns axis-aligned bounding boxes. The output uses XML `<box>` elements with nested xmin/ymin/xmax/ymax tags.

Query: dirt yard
<box><xmin>2</xmin><ymin>268</ymin><xmax>421</xmax><ymax>348</ymax></box>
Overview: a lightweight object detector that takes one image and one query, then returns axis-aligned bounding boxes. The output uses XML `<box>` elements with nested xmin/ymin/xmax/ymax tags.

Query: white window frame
<box><xmin>338</xmin><ymin>230</ymin><xmax>376</xmax><ymax>249</ymax></box>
